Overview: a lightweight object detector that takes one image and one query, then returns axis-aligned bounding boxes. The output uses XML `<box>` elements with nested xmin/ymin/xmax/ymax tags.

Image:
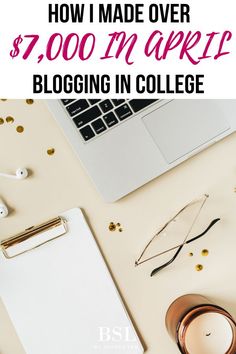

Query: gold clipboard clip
<box><xmin>1</xmin><ymin>217</ymin><xmax>67</xmax><ymax>259</ymax></box>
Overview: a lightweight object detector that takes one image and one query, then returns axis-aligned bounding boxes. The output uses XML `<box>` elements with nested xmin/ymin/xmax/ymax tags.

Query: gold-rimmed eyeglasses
<box><xmin>135</xmin><ymin>194</ymin><xmax>220</xmax><ymax>277</ymax></box>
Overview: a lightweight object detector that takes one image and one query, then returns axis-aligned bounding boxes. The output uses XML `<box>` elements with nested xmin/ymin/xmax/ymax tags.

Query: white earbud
<box><xmin>0</xmin><ymin>200</ymin><xmax>9</xmax><ymax>218</ymax></box>
<box><xmin>0</xmin><ymin>168</ymin><xmax>28</xmax><ymax>180</ymax></box>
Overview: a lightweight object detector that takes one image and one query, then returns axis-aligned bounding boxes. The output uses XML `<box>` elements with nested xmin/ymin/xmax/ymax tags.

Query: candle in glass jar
<box><xmin>165</xmin><ymin>294</ymin><xmax>236</xmax><ymax>354</ymax></box>
<box><xmin>185</xmin><ymin>312</ymin><xmax>233</xmax><ymax>354</ymax></box>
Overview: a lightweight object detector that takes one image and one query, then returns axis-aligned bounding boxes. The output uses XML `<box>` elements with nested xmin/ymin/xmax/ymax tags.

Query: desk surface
<box><xmin>1</xmin><ymin>100</ymin><xmax>236</xmax><ymax>354</ymax></box>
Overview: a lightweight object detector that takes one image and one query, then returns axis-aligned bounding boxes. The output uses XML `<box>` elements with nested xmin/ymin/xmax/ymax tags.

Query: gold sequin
<box><xmin>195</xmin><ymin>264</ymin><xmax>203</xmax><ymax>272</ymax></box>
<box><xmin>109</xmin><ymin>222</ymin><xmax>123</xmax><ymax>232</ymax></box>
<box><xmin>16</xmin><ymin>126</ymin><xmax>24</xmax><ymax>133</ymax></box>
<box><xmin>189</xmin><ymin>252</ymin><xmax>193</xmax><ymax>257</ymax></box>
<box><xmin>47</xmin><ymin>148</ymin><xmax>55</xmax><ymax>156</ymax></box>
<box><xmin>109</xmin><ymin>223</ymin><xmax>116</xmax><ymax>231</ymax></box>
<box><xmin>26</xmin><ymin>99</ymin><xmax>34</xmax><ymax>105</ymax></box>
<box><xmin>201</xmin><ymin>249</ymin><xmax>209</xmax><ymax>256</ymax></box>
<box><xmin>1</xmin><ymin>99</ymin><xmax>7</xmax><ymax>101</ymax></box>
<box><xmin>6</xmin><ymin>116</ymin><xmax>14</xmax><ymax>124</ymax></box>
<box><xmin>0</xmin><ymin>118</ymin><xmax>4</xmax><ymax>125</ymax></box>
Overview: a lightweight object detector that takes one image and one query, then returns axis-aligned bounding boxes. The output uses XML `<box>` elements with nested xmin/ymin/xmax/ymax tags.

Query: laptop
<box><xmin>46</xmin><ymin>99</ymin><xmax>236</xmax><ymax>202</ymax></box>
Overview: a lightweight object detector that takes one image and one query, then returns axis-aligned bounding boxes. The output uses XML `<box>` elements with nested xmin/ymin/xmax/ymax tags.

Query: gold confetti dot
<box><xmin>109</xmin><ymin>223</ymin><xmax>116</xmax><ymax>232</ymax></box>
<box><xmin>116</xmin><ymin>223</ymin><xmax>121</xmax><ymax>227</ymax></box>
<box><xmin>16</xmin><ymin>126</ymin><xmax>24</xmax><ymax>133</ymax></box>
<box><xmin>1</xmin><ymin>99</ymin><xmax>7</xmax><ymax>101</ymax></box>
<box><xmin>0</xmin><ymin>118</ymin><xmax>4</xmax><ymax>125</ymax></box>
<box><xmin>189</xmin><ymin>252</ymin><xmax>193</xmax><ymax>257</ymax></box>
<box><xmin>201</xmin><ymin>249</ymin><xmax>209</xmax><ymax>257</ymax></box>
<box><xmin>6</xmin><ymin>116</ymin><xmax>14</xmax><ymax>124</ymax></box>
<box><xmin>195</xmin><ymin>264</ymin><xmax>203</xmax><ymax>272</ymax></box>
<box><xmin>26</xmin><ymin>99</ymin><xmax>34</xmax><ymax>105</ymax></box>
<box><xmin>47</xmin><ymin>148</ymin><xmax>55</xmax><ymax>156</ymax></box>
<box><xmin>118</xmin><ymin>228</ymin><xmax>123</xmax><ymax>232</ymax></box>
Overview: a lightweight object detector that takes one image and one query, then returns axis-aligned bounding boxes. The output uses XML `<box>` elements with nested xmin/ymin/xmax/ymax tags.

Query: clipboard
<box><xmin>0</xmin><ymin>208</ymin><xmax>143</xmax><ymax>354</ymax></box>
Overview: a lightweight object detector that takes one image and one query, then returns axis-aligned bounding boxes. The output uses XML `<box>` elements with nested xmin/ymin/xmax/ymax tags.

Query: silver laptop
<box><xmin>46</xmin><ymin>99</ymin><xmax>236</xmax><ymax>202</ymax></box>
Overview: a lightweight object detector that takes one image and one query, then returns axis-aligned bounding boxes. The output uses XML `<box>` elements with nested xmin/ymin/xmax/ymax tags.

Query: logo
<box><xmin>93</xmin><ymin>326</ymin><xmax>140</xmax><ymax>352</ymax></box>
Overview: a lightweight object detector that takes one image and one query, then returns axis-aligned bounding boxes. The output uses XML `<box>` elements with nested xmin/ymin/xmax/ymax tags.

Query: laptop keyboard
<box><xmin>61</xmin><ymin>99</ymin><xmax>159</xmax><ymax>142</ymax></box>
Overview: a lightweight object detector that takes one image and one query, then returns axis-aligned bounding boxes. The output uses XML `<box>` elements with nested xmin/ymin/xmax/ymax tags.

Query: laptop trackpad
<box><xmin>143</xmin><ymin>100</ymin><xmax>230</xmax><ymax>163</ymax></box>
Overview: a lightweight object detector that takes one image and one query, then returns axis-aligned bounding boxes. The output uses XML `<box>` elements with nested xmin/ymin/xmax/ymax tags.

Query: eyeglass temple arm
<box><xmin>186</xmin><ymin>218</ymin><xmax>220</xmax><ymax>245</ymax></box>
<box><xmin>150</xmin><ymin>218</ymin><xmax>220</xmax><ymax>277</ymax></box>
<box><xmin>150</xmin><ymin>241</ymin><xmax>184</xmax><ymax>277</ymax></box>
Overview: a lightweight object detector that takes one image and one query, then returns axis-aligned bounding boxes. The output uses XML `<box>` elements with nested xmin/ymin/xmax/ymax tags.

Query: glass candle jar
<box><xmin>165</xmin><ymin>294</ymin><xmax>236</xmax><ymax>354</ymax></box>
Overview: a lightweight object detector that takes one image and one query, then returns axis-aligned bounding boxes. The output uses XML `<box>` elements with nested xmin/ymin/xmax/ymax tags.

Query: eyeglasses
<box><xmin>135</xmin><ymin>194</ymin><xmax>220</xmax><ymax>277</ymax></box>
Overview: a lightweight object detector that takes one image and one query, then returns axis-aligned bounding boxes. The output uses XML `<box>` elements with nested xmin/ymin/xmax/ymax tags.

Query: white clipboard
<box><xmin>0</xmin><ymin>208</ymin><xmax>143</xmax><ymax>354</ymax></box>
